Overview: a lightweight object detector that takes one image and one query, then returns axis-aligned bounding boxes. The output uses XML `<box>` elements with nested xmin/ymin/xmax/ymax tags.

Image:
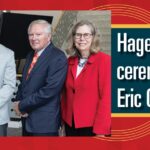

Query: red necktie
<box><xmin>26</xmin><ymin>52</ymin><xmax>39</xmax><ymax>79</ymax></box>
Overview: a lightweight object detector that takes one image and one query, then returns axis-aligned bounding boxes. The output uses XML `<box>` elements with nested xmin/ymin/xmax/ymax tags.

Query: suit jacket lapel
<box><xmin>69</xmin><ymin>57</ymin><xmax>78</xmax><ymax>80</ymax></box>
<box><xmin>22</xmin><ymin>52</ymin><xmax>34</xmax><ymax>81</ymax></box>
<box><xmin>75</xmin><ymin>54</ymin><xmax>96</xmax><ymax>79</ymax></box>
<box><xmin>27</xmin><ymin>43</ymin><xmax>53</xmax><ymax>80</ymax></box>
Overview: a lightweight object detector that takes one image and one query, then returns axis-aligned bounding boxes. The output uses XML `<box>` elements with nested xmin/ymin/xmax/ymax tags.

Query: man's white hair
<box><xmin>28</xmin><ymin>19</ymin><xmax>51</xmax><ymax>34</ymax></box>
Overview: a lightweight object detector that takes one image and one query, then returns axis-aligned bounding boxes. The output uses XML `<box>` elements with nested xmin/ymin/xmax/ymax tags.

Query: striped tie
<box><xmin>26</xmin><ymin>52</ymin><xmax>39</xmax><ymax>79</ymax></box>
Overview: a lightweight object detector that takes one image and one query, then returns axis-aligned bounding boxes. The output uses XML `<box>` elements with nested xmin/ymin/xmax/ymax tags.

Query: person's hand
<box><xmin>13</xmin><ymin>101</ymin><xmax>21</xmax><ymax>116</ymax></box>
<box><xmin>21</xmin><ymin>113</ymin><xmax>29</xmax><ymax>117</ymax></box>
<box><xmin>13</xmin><ymin>101</ymin><xmax>29</xmax><ymax>117</ymax></box>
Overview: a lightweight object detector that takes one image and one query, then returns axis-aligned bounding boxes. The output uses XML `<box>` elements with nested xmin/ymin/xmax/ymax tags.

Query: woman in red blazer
<box><xmin>61</xmin><ymin>20</ymin><xmax>111</xmax><ymax>136</ymax></box>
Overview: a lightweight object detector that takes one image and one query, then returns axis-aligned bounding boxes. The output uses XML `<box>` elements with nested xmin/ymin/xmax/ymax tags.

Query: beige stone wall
<box><xmin>6</xmin><ymin>11</ymin><xmax>111</xmax><ymax>55</ymax></box>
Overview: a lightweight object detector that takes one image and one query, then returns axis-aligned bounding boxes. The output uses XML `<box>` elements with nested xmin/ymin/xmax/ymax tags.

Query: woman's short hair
<box><xmin>28</xmin><ymin>19</ymin><xmax>51</xmax><ymax>34</ymax></box>
<box><xmin>66</xmin><ymin>20</ymin><xmax>101</xmax><ymax>56</ymax></box>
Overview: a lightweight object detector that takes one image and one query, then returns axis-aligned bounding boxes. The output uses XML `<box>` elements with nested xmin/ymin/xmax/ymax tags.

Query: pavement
<box><xmin>7</xmin><ymin>127</ymin><xmax>22</xmax><ymax>136</ymax></box>
<box><xmin>7</xmin><ymin>121</ymin><xmax>22</xmax><ymax>136</ymax></box>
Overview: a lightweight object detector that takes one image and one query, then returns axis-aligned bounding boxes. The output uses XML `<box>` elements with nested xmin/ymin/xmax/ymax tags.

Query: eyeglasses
<box><xmin>74</xmin><ymin>33</ymin><xmax>93</xmax><ymax>39</ymax></box>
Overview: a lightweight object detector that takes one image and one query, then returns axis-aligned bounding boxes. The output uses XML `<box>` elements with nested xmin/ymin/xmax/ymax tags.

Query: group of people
<box><xmin>0</xmin><ymin>19</ymin><xmax>111</xmax><ymax>137</ymax></box>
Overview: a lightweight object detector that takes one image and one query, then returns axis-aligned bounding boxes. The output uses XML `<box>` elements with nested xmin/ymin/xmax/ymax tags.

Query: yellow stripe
<box><xmin>112</xmin><ymin>24</ymin><xmax>150</xmax><ymax>28</ymax></box>
<box><xmin>112</xmin><ymin>113</ymin><xmax>150</xmax><ymax>117</ymax></box>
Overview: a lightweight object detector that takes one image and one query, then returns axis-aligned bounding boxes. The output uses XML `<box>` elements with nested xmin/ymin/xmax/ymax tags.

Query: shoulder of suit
<box><xmin>50</xmin><ymin>44</ymin><xmax>66</xmax><ymax>58</ymax></box>
<box><xmin>68</xmin><ymin>55</ymin><xmax>76</xmax><ymax>60</ymax></box>
<box><xmin>68</xmin><ymin>55</ymin><xmax>75</xmax><ymax>59</ymax></box>
<box><xmin>0</xmin><ymin>44</ymin><xmax>14</xmax><ymax>56</ymax></box>
<box><xmin>97</xmin><ymin>51</ymin><xmax>110</xmax><ymax>58</ymax></box>
<box><xmin>96</xmin><ymin>51</ymin><xmax>111</xmax><ymax>62</ymax></box>
<box><xmin>67</xmin><ymin>56</ymin><xmax>76</xmax><ymax>65</ymax></box>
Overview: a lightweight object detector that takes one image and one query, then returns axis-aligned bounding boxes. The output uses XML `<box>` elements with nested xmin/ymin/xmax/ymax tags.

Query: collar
<box><xmin>35</xmin><ymin>42</ymin><xmax>51</xmax><ymax>56</ymax></box>
<box><xmin>68</xmin><ymin>53</ymin><xmax>97</xmax><ymax>65</ymax></box>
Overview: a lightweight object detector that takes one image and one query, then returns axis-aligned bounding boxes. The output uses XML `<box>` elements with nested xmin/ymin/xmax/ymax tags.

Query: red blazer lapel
<box><xmin>69</xmin><ymin>56</ymin><xmax>78</xmax><ymax>80</ymax></box>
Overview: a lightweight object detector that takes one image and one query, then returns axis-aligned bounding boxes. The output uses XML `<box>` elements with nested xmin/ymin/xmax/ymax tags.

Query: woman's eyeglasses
<box><xmin>74</xmin><ymin>33</ymin><xmax>93</xmax><ymax>39</ymax></box>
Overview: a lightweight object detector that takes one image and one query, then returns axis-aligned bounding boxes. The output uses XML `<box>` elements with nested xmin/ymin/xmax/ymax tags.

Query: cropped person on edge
<box><xmin>61</xmin><ymin>20</ymin><xmax>111</xmax><ymax>136</ymax></box>
<box><xmin>13</xmin><ymin>20</ymin><xmax>68</xmax><ymax>136</ymax></box>
<box><xmin>0</xmin><ymin>44</ymin><xmax>16</xmax><ymax>136</ymax></box>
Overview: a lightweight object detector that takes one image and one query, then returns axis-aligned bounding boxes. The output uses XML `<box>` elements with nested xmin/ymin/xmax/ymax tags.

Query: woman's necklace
<box><xmin>78</xmin><ymin>58</ymin><xmax>88</xmax><ymax>67</ymax></box>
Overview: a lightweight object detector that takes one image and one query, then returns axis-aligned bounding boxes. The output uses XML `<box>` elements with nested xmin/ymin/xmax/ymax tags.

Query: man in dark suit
<box><xmin>14</xmin><ymin>19</ymin><xmax>67</xmax><ymax>136</ymax></box>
